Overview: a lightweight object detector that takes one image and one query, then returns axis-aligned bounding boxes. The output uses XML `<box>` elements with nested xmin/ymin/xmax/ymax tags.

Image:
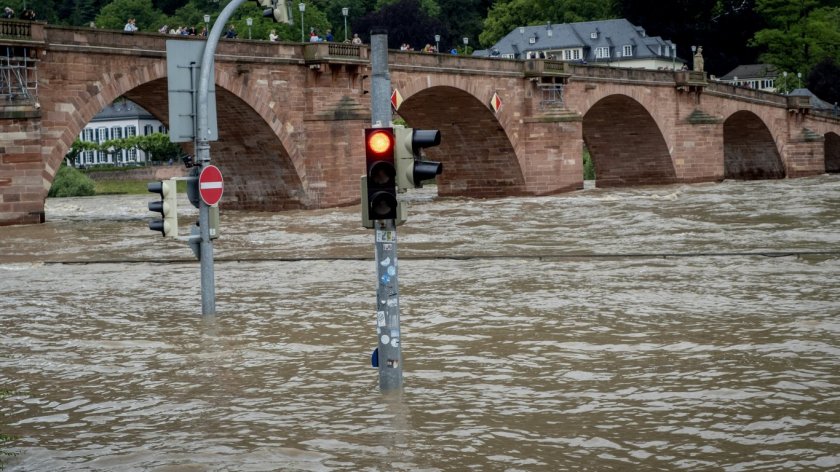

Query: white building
<box><xmin>78</xmin><ymin>99</ymin><xmax>166</xmax><ymax>166</ymax></box>
<box><xmin>475</xmin><ymin>18</ymin><xmax>685</xmax><ymax>70</ymax></box>
<box><xmin>717</xmin><ymin>64</ymin><xmax>778</xmax><ymax>92</ymax></box>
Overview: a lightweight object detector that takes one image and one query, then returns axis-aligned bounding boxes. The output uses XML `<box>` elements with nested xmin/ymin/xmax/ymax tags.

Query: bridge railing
<box><xmin>304</xmin><ymin>42</ymin><xmax>367</xmax><ymax>64</ymax></box>
<box><xmin>0</xmin><ymin>19</ymin><xmax>31</xmax><ymax>38</ymax></box>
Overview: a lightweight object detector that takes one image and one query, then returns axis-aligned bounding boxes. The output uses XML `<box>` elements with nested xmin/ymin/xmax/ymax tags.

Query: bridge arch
<box><xmin>723</xmin><ymin>110</ymin><xmax>784</xmax><ymax>179</ymax></box>
<box><xmin>45</xmin><ymin>62</ymin><xmax>308</xmax><ymax>210</ymax></box>
<box><xmin>581</xmin><ymin>94</ymin><xmax>676</xmax><ymax>187</ymax></box>
<box><xmin>396</xmin><ymin>83</ymin><xmax>525</xmax><ymax>197</ymax></box>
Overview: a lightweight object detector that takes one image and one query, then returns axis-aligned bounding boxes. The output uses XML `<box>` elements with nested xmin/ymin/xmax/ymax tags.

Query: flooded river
<box><xmin>1</xmin><ymin>177</ymin><xmax>839</xmax><ymax>471</ymax></box>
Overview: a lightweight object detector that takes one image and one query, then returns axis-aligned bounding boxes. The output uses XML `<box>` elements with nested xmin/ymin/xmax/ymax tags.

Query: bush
<box><xmin>583</xmin><ymin>146</ymin><xmax>596</xmax><ymax>180</ymax></box>
<box><xmin>48</xmin><ymin>165</ymin><xmax>96</xmax><ymax>198</ymax></box>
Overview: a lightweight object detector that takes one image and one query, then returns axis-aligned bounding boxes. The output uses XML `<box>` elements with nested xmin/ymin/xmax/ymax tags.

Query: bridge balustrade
<box><xmin>0</xmin><ymin>19</ymin><xmax>31</xmax><ymax>38</ymax></box>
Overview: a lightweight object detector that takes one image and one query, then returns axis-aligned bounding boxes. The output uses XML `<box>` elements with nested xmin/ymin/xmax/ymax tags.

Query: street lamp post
<box><xmin>434</xmin><ymin>34</ymin><xmax>440</xmax><ymax>53</ymax></box>
<box><xmin>342</xmin><ymin>7</ymin><xmax>349</xmax><ymax>42</ymax></box>
<box><xmin>462</xmin><ymin>36</ymin><xmax>468</xmax><ymax>55</ymax></box>
<box><xmin>203</xmin><ymin>14</ymin><xmax>210</xmax><ymax>35</ymax></box>
<box><xmin>797</xmin><ymin>72</ymin><xmax>802</xmax><ymax>88</ymax></box>
<box><xmin>299</xmin><ymin>3</ymin><xmax>306</xmax><ymax>43</ymax></box>
<box><xmin>246</xmin><ymin>17</ymin><xmax>252</xmax><ymax>40</ymax></box>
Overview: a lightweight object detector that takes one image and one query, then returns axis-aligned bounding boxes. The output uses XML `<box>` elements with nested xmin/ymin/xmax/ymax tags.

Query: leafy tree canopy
<box><xmin>751</xmin><ymin>0</ymin><xmax>840</xmax><ymax>76</ymax></box>
<box><xmin>95</xmin><ymin>0</ymin><xmax>166</xmax><ymax>30</ymax></box>
<box><xmin>353</xmin><ymin>0</ymin><xmax>447</xmax><ymax>50</ymax></box>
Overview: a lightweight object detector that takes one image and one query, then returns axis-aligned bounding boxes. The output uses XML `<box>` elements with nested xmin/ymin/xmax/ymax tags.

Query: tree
<box><xmin>807</xmin><ymin>57</ymin><xmax>840</xmax><ymax>105</ymax></box>
<box><xmin>64</xmin><ymin>139</ymin><xmax>98</xmax><ymax>167</ymax></box>
<box><xmin>617</xmin><ymin>0</ymin><xmax>765</xmax><ymax>76</ymax></box>
<box><xmin>751</xmin><ymin>0</ymin><xmax>840</xmax><ymax>76</ymax></box>
<box><xmin>95</xmin><ymin>0</ymin><xmax>166</xmax><ymax>31</ymax></box>
<box><xmin>353</xmin><ymin>0</ymin><xmax>447</xmax><ymax>49</ymax></box>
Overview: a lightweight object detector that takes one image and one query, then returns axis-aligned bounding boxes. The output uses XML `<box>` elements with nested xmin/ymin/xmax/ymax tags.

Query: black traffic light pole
<box><xmin>369</xmin><ymin>29</ymin><xmax>404</xmax><ymax>392</ymax></box>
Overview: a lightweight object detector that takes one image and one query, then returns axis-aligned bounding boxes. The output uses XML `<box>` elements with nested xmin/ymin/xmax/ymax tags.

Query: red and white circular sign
<box><xmin>198</xmin><ymin>164</ymin><xmax>224</xmax><ymax>206</ymax></box>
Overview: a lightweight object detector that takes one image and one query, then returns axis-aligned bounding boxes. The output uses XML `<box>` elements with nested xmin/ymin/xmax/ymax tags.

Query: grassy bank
<box><xmin>92</xmin><ymin>180</ymin><xmax>188</xmax><ymax>195</ymax></box>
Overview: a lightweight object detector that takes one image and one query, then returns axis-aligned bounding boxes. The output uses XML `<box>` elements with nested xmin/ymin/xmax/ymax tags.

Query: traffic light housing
<box><xmin>254</xmin><ymin>0</ymin><xmax>292</xmax><ymax>24</ymax></box>
<box><xmin>148</xmin><ymin>180</ymin><xmax>178</xmax><ymax>238</ymax></box>
<box><xmin>394</xmin><ymin>127</ymin><xmax>443</xmax><ymax>191</ymax></box>
<box><xmin>363</xmin><ymin>128</ymin><xmax>399</xmax><ymax>225</ymax></box>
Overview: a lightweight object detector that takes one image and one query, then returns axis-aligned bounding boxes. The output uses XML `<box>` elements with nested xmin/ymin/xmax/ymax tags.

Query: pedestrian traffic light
<box><xmin>362</xmin><ymin>127</ymin><xmax>398</xmax><ymax>226</ymax></box>
<box><xmin>394</xmin><ymin>127</ymin><xmax>443</xmax><ymax>191</ymax></box>
<box><xmin>254</xmin><ymin>0</ymin><xmax>292</xmax><ymax>24</ymax></box>
<box><xmin>147</xmin><ymin>180</ymin><xmax>178</xmax><ymax>238</ymax></box>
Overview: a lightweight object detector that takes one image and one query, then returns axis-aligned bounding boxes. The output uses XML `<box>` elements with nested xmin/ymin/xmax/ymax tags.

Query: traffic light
<box><xmin>147</xmin><ymin>180</ymin><xmax>178</xmax><ymax>238</ymax></box>
<box><xmin>254</xmin><ymin>0</ymin><xmax>292</xmax><ymax>24</ymax></box>
<box><xmin>394</xmin><ymin>127</ymin><xmax>443</xmax><ymax>191</ymax></box>
<box><xmin>363</xmin><ymin>127</ymin><xmax>398</xmax><ymax>224</ymax></box>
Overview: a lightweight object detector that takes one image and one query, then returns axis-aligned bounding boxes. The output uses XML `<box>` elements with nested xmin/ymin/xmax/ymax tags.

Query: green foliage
<box><xmin>48</xmin><ymin>163</ymin><xmax>96</xmax><ymax>198</ymax></box>
<box><xmin>751</xmin><ymin>0</ymin><xmax>840</xmax><ymax>75</ymax></box>
<box><xmin>64</xmin><ymin>138</ymin><xmax>98</xmax><ymax>167</ymax></box>
<box><xmin>807</xmin><ymin>57</ymin><xmax>840</xmax><ymax>104</ymax></box>
<box><xmin>582</xmin><ymin>146</ymin><xmax>595</xmax><ymax>180</ymax></box>
<box><xmin>95</xmin><ymin>0</ymin><xmax>165</xmax><ymax>31</ymax></box>
<box><xmin>354</xmin><ymin>0</ymin><xmax>447</xmax><ymax>48</ymax></box>
<box><xmin>67</xmin><ymin>133</ymin><xmax>183</xmax><ymax>165</ymax></box>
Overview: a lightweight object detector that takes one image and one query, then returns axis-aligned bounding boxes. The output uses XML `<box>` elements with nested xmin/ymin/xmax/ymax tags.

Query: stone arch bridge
<box><xmin>2</xmin><ymin>22</ymin><xmax>839</xmax><ymax>225</ymax></box>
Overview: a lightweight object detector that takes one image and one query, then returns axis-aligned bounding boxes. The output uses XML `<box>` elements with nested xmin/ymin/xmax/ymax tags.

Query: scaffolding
<box><xmin>538</xmin><ymin>82</ymin><xmax>564</xmax><ymax>110</ymax></box>
<box><xmin>1</xmin><ymin>46</ymin><xmax>38</xmax><ymax>104</ymax></box>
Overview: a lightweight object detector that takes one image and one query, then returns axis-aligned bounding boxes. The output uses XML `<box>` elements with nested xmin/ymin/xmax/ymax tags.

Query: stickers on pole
<box><xmin>376</xmin><ymin>229</ymin><xmax>396</xmax><ymax>242</ymax></box>
<box><xmin>490</xmin><ymin>92</ymin><xmax>503</xmax><ymax>113</ymax></box>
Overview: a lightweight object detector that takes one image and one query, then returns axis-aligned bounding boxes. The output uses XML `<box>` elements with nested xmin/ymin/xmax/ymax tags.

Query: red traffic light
<box><xmin>366</xmin><ymin>129</ymin><xmax>395</xmax><ymax>157</ymax></box>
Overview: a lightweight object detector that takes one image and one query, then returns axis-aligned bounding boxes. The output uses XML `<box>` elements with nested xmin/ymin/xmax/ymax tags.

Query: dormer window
<box><xmin>590</xmin><ymin>31</ymin><xmax>598</xmax><ymax>39</ymax></box>
<box><xmin>529</xmin><ymin>36</ymin><xmax>537</xmax><ymax>44</ymax></box>
<box><xmin>623</xmin><ymin>45</ymin><xmax>633</xmax><ymax>57</ymax></box>
<box><xmin>547</xmin><ymin>29</ymin><xmax>552</xmax><ymax>37</ymax></box>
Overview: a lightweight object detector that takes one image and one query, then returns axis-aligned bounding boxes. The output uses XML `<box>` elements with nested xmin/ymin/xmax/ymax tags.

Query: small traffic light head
<box><xmin>394</xmin><ymin>127</ymin><xmax>443</xmax><ymax>190</ymax></box>
<box><xmin>254</xmin><ymin>0</ymin><xmax>291</xmax><ymax>24</ymax></box>
<box><xmin>411</xmin><ymin>129</ymin><xmax>441</xmax><ymax>154</ymax></box>
<box><xmin>147</xmin><ymin>180</ymin><xmax>178</xmax><ymax>237</ymax></box>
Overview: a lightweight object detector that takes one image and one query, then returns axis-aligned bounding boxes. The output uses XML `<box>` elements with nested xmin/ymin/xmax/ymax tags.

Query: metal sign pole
<box><xmin>369</xmin><ymin>29</ymin><xmax>403</xmax><ymax>391</ymax></box>
<box><xmin>192</xmin><ymin>0</ymin><xmax>247</xmax><ymax>316</ymax></box>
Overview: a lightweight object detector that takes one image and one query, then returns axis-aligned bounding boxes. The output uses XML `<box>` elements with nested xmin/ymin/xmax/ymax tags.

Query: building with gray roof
<box><xmin>475</xmin><ymin>18</ymin><xmax>685</xmax><ymax>70</ymax></box>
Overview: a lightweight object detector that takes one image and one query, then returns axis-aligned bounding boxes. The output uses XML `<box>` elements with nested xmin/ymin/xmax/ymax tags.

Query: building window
<box><xmin>96</xmin><ymin>127</ymin><xmax>108</xmax><ymax>143</ymax></box>
<box><xmin>126</xmin><ymin>126</ymin><xmax>137</xmax><ymax>137</ymax></box>
<box><xmin>158</xmin><ymin>125</ymin><xmax>166</xmax><ymax>133</ymax></box>
<box><xmin>563</xmin><ymin>50</ymin><xmax>572</xmax><ymax>60</ymax></box>
<box><xmin>502</xmin><ymin>53</ymin><xmax>514</xmax><ymax>59</ymax></box>
<box><xmin>144</xmin><ymin>124</ymin><xmax>154</xmax><ymax>136</ymax></box>
<box><xmin>623</xmin><ymin>45</ymin><xmax>633</xmax><ymax>57</ymax></box>
<box><xmin>111</xmin><ymin>127</ymin><xmax>122</xmax><ymax>140</ymax></box>
<box><xmin>590</xmin><ymin>32</ymin><xmax>598</xmax><ymax>39</ymax></box>
<box><xmin>595</xmin><ymin>47</ymin><xmax>610</xmax><ymax>59</ymax></box>
<box><xmin>83</xmin><ymin>128</ymin><xmax>95</xmax><ymax>142</ymax></box>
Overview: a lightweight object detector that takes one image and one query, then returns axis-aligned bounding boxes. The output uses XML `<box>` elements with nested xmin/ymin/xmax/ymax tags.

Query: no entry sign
<box><xmin>198</xmin><ymin>165</ymin><xmax>224</xmax><ymax>206</ymax></box>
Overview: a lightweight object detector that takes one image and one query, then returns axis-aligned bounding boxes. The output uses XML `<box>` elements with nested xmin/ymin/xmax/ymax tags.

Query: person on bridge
<box><xmin>123</xmin><ymin>18</ymin><xmax>138</xmax><ymax>32</ymax></box>
<box><xmin>325</xmin><ymin>29</ymin><xmax>334</xmax><ymax>42</ymax></box>
<box><xmin>224</xmin><ymin>24</ymin><xmax>237</xmax><ymax>39</ymax></box>
<box><xmin>351</xmin><ymin>33</ymin><xmax>362</xmax><ymax>45</ymax></box>
<box><xmin>269</xmin><ymin>29</ymin><xmax>279</xmax><ymax>42</ymax></box>
<box><xmin>2</xmin><ymin>7</ymin><xmax>13</xmax><ymax>19</ymax></box>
